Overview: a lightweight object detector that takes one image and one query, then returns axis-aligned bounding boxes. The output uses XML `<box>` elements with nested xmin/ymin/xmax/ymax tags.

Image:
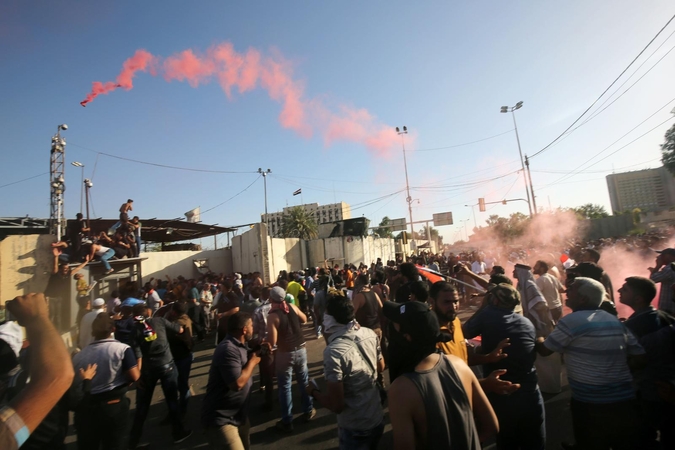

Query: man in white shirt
<box><xmin>533</xmin><ymin>260</ymin><xmax>565</xmax><ymax>323</ymax></box>
<box><xmin>79</xmin><ymin>298</ymin><xmax>106</xmax><ymax>349</ymax></box>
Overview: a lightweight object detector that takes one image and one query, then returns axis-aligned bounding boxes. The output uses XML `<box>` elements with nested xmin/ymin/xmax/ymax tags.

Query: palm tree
<box><xmin>280</xmin><ymin>206</ymin><xmax>318</xmax><ymax>239</ymax></box>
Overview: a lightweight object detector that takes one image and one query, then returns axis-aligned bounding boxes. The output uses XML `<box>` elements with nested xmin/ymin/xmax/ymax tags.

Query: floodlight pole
<box><xmin>258</xmin><ymin>168</ymin><xmax>272</xmax><ymax>230</ymax></box>
<box><xmin>396</xmin><ymin>126</ymin><xmax>415</xmax><ymax>253</ymax></box>
<box><xmin>501</xmin><ymin>103</ymin><xmax>534</xmax><ymax>217</ymax></box>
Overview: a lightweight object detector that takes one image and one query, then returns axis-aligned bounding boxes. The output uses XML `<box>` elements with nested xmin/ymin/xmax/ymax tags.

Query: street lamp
<box><xmin>257</xmin><ymin>168</ymin><xmax>272</xmax><ymax>232</ymax></box>
<box><xmin>71</xmin><ymin>161</ymin><xmax>84</xmax><ymax>214</ymax></box>
<box><xmin>465</xmin><ymin>204</ymin><xmax>477</xmax><ymax>229</ymax></box>
<box><xmin>396</xmin><ymin>126</ymin><xmax>415</xmax><ymax>251</ymax></box>
<box><xmin>500</xmin><ymin>102</ymin><xmax>535</xmax><ymax>217</ymax></box>
<box><xmin>461</xmin><ymin>218</ymin><xmax>470</xmax><ymax>241</ymax></box>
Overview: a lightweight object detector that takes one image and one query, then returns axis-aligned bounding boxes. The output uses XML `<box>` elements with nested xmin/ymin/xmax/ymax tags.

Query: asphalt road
<box><xmin>64</xmin><ymin>307</ymin><xmax>574</xmax><ymax>449</ymax></box>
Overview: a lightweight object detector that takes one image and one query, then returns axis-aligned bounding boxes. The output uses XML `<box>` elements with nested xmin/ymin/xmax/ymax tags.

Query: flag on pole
<box><xmin>293</xmin><ymin>188</ymin><xmax>302</xmax><ymax>196</ymax></box>
<box><xmin>185</xmin><ymin>206</ymin><xmax>201</xmax><ymax>223</ymax></box>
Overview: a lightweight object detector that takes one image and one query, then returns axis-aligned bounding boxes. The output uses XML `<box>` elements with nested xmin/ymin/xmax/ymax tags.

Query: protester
<box><xmin>386</xmin><ymin>300</ymin><xmax>498</xmax><ymax>449</ymax></box>
<box><xmin>202</xmin><ymin>312</ymin><xmax>264</xmax><ymax>450</ymax></box>
<box><xmin>619</xmin><ymin>276</ymin><xmax>675</xmax><ymax>449</ymax></box>
<box><xmin>79</xmin><ymin>298</ymin><xmax>106</xmax><ymax>349</ymax></box>
<box><xmin>252</xmin><ymin>286</ymin><xmax>275</xmax><ymax>410</ymax></box>
<box><xmin>0</xmin><ymin>294</ymin><xmax>75</xmax><ymax>450</ymax></box>
<box><xmin>72</xmin><ymin>313</ymin><xmax>140</xmax><ymax>449</ymax></box>
<box><xmin>308</xmin><ymin>291</ymin><xmax>385</xmax><ymax>449</ymax></box>
<box><xmin>463</xmin><ymin>283</ymin><xmax>546</xmax><ymax>449</ymax></box>
<box><xmin>266</xmin><ymin>286</ymin><xmax>315</xmax><ymax>433</ymax></box>
<box><xmin>352</xmin><ymin>274</ymin><xmax>384</xmax><ymax>340</ymax></box>
<box><xmin>648</xmin><ymin>248</ymin><xmax>675</xmax><ymax>314</ymax></box>
<box><xmin>216</xmin><ymin>281</ymin><xmax>241</xmax><ymax>344</ymax></box>
<box><xmin>166</xmin><ymin>301</ymin><xmax>194</xmax><ymax>418</ymax></box>
<box><xmin>535</xmin><ymin>277</ymin><xmax>645</xmax><ymax>450</ymax></box>
<box><xmin>200</xmin><ymin>282</ymin><xmax>214</xmax><ymax>333</ymax></box>
<box><xmin>128</xmin><ymin>302</ymin><xmax>191</xmax><ymax>448</ymax></box>
<box><xmin>533</xmin><ymin>260</ymin><xmax>565</xmax><ymax>323</ymax></box>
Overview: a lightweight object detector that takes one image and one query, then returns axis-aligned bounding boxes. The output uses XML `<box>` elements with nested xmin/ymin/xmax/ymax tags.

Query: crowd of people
<box><xmin>3</xmin><ymin>228</ymin><xmax>675</xmax><ymax>449</ymax></box>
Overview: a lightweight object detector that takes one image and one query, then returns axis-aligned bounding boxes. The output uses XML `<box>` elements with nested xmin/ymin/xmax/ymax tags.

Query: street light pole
<box><xmin>501</xmin><ymin>102</ymin><xmax>533</xmax><ymax>217</ymax></box>
<box><xmin>465</xmin><ymin>204</ymin><xmax>477</xmax><ymax>229</ymax></box>
<box><xmin>258</xmin><ymin>168</ymin><xmax>272</xmax><ymax>230</ymax></box>
<box><xmin>396</xmin><ymin>126</ymin><xmax>415</xmax><ymax>252</ymax></box>
<box><xmin>71</xmin><ymin>162</ymin><xmax>84</xmax><ymax>213</ymax></box>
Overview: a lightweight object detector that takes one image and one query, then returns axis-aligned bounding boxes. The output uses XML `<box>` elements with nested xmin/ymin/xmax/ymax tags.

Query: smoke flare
<box><xmin>80</xmin><ymin>43</ymin><xmax>398</xmax><ymax>155</ymax></box>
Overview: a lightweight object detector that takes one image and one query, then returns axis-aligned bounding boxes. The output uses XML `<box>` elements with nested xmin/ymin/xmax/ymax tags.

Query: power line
<box><xmin>530</xmin><ymin>13</ymin><xmax>675</xmax><ymax>159</ymax></box>
<box><xmin>201</xmin><ymin>175</ymin><xmax>261</xmax><ymax>215</ymax></box>
<box><xmin>0</xmin><ymin>172</ymin><xmax>49</xmax><ymax>189</ymax></box>
<box><xmin>414</xmin><ymin>129</ymin><xmax>513</xmax><ymax>152</ymax></box>
<box><xmin>531</xmin><ymin>157</ymin><xmax>662</xmax><ymax>174</ymax></box>
<box><xmin>69</xmin><ymin>142</ymin><xmax>257</xmax><ymax>174</ymax></box>
<box><xmin>539</xmin><ymin>113</ymin><xmax>675</xmax><ymax>190</ymax></box>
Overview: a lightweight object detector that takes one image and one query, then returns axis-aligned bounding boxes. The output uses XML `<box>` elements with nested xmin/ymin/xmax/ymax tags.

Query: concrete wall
<box><xmin>140</xmin><ymin>248</ymin><xmax>233</xmax><ymax>282</ymax></box>
<box><xmin>0</xmin><ymin>234</ymin><xmax>55</xmax><ymax>303</ymax></box>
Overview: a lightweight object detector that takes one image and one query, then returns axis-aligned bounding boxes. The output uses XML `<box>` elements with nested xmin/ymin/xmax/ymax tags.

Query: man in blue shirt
<box><xmin>202</xmin><ymin>312</ymin><xmax>264</xmax><ymax>449</ymax></box>
<box><xmin>463</xmin><ymin>283</ymin><xmax>545</xmax><ymax>450</ymax></box>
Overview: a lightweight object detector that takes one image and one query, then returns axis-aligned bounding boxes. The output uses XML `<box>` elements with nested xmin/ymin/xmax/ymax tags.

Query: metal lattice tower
<box><xmin>49</xmin><ymin>124</ymin><xmax>68</xmax><ymax>237</ymax></box>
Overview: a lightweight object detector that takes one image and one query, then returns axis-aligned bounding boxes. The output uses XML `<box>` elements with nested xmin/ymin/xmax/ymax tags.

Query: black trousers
<box><xmin>75</xmin><ymin>394</ymin><xmax>130</xmax><ymax>450</ymax></box>
<box><xmin>570</xmin><ymin>397</ymin><xmax>638</xmax><ymax>450</ymax></box>
<box><xmin>260</xmin><ymin>352</ymin><xmax>275</xmax><ymax>405</ymax></box>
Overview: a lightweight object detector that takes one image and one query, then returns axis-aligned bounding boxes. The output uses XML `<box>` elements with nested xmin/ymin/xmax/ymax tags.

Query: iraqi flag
<box><xmin>293</xmin><ymin>188</ymin><xmax>302</xmax><ymax>196</ymax></box>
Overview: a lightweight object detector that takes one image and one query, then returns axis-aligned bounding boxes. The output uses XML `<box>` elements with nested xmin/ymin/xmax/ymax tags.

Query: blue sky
<box><xmin>2</xmin><ymin>1</ymin><xmax>674</xmax><ymax>246</ymax></box>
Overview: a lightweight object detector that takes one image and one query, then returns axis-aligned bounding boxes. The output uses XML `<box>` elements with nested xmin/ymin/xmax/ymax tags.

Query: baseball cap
<box><xmin>382</xmin><ymin>301</ymin><xmax>451</xmax><ymax>346</ymax></box>
<box><xmin>92</xmin><ymin>298</ymin><xmax>105</xmax><ymax>308</ymax></box>
<box><xmin>485</xmin><ymin>283</ymin><xmax>521</xmax><ymax>309</ymax></box>
<box><xmin>656</xmin><ymin>248</ymin><xmax>675</xmax><ymax>257</ymax></box>
<box><xmin>270</xmin><ymin>286</ymin><xmax>286</xmax><ymax>303</ymax></box>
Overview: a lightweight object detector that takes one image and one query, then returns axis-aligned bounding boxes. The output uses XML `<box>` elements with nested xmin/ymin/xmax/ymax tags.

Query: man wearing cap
<box><xmin>649</xmin><ymin>248</ymin><xmax>675</xmax><ymax>314</ymax></box>
<box><xmin>128</xmin><ymin>302</ymin><xmax>192</xmax><ymax>447</ymax></box>
<box><xmin>72</xmin><ymin>313</ymin><xmax>140</xmax><ymax>449</ymax></box>
<box><xmin>266</xmin><ymin>286</ymin><xmax>315</xmax><ymax>433</ymax></box>
<box><xmin>307</xmin><ymin>291</ymin><xmax>385</xmax><ymax>449</ymax></box>
<box><xmin>535</xmin><ymin>277</ymin><xmax>645</xmax><ymax>450</ymax></box>
<box><xmin>463</xmin><ymin>283</ymin><xmax>547</xmax><ymax>450</ymax></box>
<box><xmin>79</xmin><ymin>298</ymin><xmax>106</xmax><ymax>349</ymax></box>
<box><xmin>386</xmin><ymin>300</ymin><xmax>498</xmax><ymax>449</ymax></box>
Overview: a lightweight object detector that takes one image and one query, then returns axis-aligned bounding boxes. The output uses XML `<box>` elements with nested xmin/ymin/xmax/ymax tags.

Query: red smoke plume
<box><xmin>80</xmin><ymin>43</ymin><xmax>398</xmax><ymax>155</ymax></box>
<box><xmin>80</xmin><ymin>50</ymin><xmax>155</xmax><ymax>106</ymax></box>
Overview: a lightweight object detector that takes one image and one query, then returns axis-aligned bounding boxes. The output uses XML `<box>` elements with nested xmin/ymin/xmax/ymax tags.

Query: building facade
<box><xmin>262</xmin><ymin>202</ymin><xmax>352</xmax><ymax>237</ymax></box>
<box><xmin>606</xmin><ymin>166</ymin><xmax>675</xmax><ymax>213</ymax></box>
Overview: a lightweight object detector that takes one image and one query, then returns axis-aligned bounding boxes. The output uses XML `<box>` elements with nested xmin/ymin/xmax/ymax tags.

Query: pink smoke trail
<box><xmin>80</xmin><ymin>43</ymin><xmax>398</xmax><ymax>156</ymax></box>
<box><xmin>80</xmin><ymin>50</ymin><xmax>156</xmax><ymax>106</ymax></box>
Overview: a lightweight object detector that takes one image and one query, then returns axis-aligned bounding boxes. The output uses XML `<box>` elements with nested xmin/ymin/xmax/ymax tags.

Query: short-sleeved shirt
<box><xmin>437</xmin><ymin>317</ymin><xmax>468</xmax><ymax>363</ymax></box>
<box><xmin>544</xmin><ymin>309</ymin><xmax>644</xmax><ymax>403</ymax></box>
<box><xmin>463</xmin><ymin>305</ymin><xmax>539</xmax><ymax>392</ymax></box>
<box><xmin>650</xmin><ymin>265</ymin><xmax>675</xmax><ymax>314</ymax></box>
<box><xmin>201</xmin><ymin>335</ymin><xmax>252</xmax><ymax>427</ymax></box>
<box><xmin>132</xmin><ymin>316</ymin><xmax>181</xmax><ymax>368</ymax></box>
<box><xmin>72</xmin><ymin>339</ymin><xmax>137</xmax><ymax>394</ymax></box>
<box><xmin>535</xmin><ymin>273</ymin><xmax>563</xmax><ymax>309</ymax></box>
<box><xmin>286</xmin><ymin>281</ymin><xmax>305</xmax><ymax>300</ymax></box>
<box><xmin>324</xmin><ymin>325</ymin><xmax>383</xmax><ymax>431</ymax></box>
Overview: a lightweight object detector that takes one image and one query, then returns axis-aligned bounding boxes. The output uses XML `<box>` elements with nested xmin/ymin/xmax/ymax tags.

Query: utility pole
<box><xmin>396</xmin><ymin>126</ymin><xmax>415</xmax><ymax>253</ymax></box>
<box><xmin>84</xmin><ymin>178</ymin><xmax>92</xmax><ymax>230</ymax></box>
<box><xmin>501</xmin><ymin>102</ymin><xmax>533</xmax><ymax>217</ymax></box>
<box><xmin>258</xmin><ymin>168</ymin><xmax>272</xmax><ymax>230</ymax></box>
<box><xmin>524</xmin><ymin>155</ymin><xmax>537</xmax><ymax>214</ymax></box>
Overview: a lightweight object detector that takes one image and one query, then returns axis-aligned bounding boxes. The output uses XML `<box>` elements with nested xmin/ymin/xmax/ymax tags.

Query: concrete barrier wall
<box><xmin>141</xmin><ymin>248</ymin><xmax>233</xmax><ymax>281</ymax></box>
<box><xmin>0</xmin><ymin>234</ymin><xmax>55</xmax><ymax>302</ymax></box>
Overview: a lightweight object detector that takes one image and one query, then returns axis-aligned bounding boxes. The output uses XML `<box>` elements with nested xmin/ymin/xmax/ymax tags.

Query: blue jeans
<box><xmin>338</xmin><ymin>420</ymin><xmax>384</xmax><ymax>450</ymax></box>
<box><xmin>488</xmin><ymin>388</ymin><xmax>546</xmax><ymax>450</ymax></box>
<box><xmin>129</xmin><ymin>363</ymin><xmax>185</xmax><ymax>447</ymax></box>
<box><xmin>98</xmin><ymin>248</ymin><xmax>115</xmax><ymax>271</ymax></box>
<box><xmin>276</xmin><ymin>347</ymin><xmax>313</xmax><ymax>423</ymax></box>
<box><xmin>174</xmin><ymin>355</ymin><xmax>193</xmax><ymax>416</ymax></box>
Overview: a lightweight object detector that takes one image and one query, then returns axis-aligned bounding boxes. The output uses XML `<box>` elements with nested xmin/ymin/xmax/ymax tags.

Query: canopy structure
<box><xmin>80</xmin><ymin>218</ymin><xmax>237</xmax><ymax>243</ymax></box>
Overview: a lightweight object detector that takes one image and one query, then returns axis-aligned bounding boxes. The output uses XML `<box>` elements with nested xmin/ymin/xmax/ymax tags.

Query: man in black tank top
<box><xmin>384</xmin><ymin>300</ymin><xmax>498</xmax><ymax>449</ymax></box>
<box><xmin>266</xmin><ymin>287</ymin><xmax>315</xmax><ymax>433</ymax></box>
<box><xmin>352</xmin><ymin>274</ymin><xmax>383</xmax><ymax>339</ymax></box>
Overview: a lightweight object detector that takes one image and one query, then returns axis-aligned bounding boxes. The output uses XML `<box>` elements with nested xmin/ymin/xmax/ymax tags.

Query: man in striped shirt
<box><xmin>536</xmin><ymin>277</ymin><xmax>645</xmax><ymax>450</ymax></box>
<box><xmin>648</xmin><ymin>248</ymin><xmax>675</xmax><ymax>314</ymax></box>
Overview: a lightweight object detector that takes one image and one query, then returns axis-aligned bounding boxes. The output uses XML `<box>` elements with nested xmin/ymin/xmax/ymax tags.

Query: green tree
<box><xmin>572</xmin><ymin>203</ymin><xmax>609</xmax><ymax>220</ymax></box>
<box><xmin>661</xmin><ymin>123</ymin><xmax>675</xmax><ymax>176</ymax></box>
<box><xmin>418</xmin><ymin>225</ymin><xmax>443</xmax><ymax>245</ymax></box>
<box><xmin>373</xmin><ymin>216</ymin><xmax>393</xmax><ymax>238</ymax></box>
<box><xmin>280</xmin><ymin>206</ymin><xmax>318</xmax><ymax>239</ymax></box>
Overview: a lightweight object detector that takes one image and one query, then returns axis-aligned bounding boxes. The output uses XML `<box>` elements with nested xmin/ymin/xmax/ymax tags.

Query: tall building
<box><xmin>262</xmin><ymin>202</ymin><xmax>352</xmax><ymax>237</ymax></box>
<box><xmin>606</xmin><ymin>166</ymin><xmax>675</xmax><ymax>213</ymax></box>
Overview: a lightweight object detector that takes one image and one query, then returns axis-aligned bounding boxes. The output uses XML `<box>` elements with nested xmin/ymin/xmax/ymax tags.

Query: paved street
<box><xmin>64</xmin><ymin>307</ymin><xmax>575</xmax><ymax>449</ymax></box>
